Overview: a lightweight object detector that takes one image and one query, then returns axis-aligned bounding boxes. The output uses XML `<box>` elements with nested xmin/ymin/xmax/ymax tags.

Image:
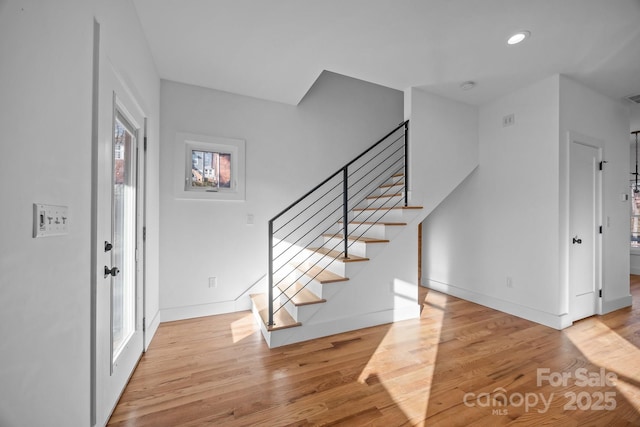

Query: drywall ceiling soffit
<box><xmin>133</xmin><ymin>0</ymin><xmax>640</xmax><ymax>106</ymax></box>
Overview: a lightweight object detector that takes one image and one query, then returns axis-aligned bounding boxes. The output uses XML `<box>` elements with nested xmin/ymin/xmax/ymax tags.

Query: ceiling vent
<box><xmin>626</xmin><ymin>94</ymin><xmax>640</xmax><ymax>104</ymax></box>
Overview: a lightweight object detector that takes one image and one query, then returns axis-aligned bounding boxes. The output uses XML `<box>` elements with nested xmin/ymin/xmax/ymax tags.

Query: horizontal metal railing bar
<box><xmin>273</xmin><ymin>181</ymin><xmax>345</xmax><ymax>253</ymax></box>
<box><xmin>273</xmin><ymin>176</ymin><xmax>343</xmax><ymax>236</ymax></box>
<box><xmin>273</xmin><ymin>234</ymin><xmax>346</xmax><ymax>307</ymax></box>
<box><xmin>271</xmin><ymin>167</ymin><xmax>344</xmax><ymax>224</ymax></box>
<box><xmin>347</xmin><ymin>144</ymin><xmax>404</xmax><ymax>194</ymax></box>
<box><xmin>344</xmin><ymin>121</ymin><xmax>407</xmax><ymax>169</ymax></box>
<box><xmin>271</xmin><ymin>182</ymin><xmax>347</xmax><ymax>249</ymax></box>
<box><xmin>272</xmin><ymin>210</ymin><xmax>347</xmax><ymax>282</ymax></box>
<box><xmin>272</xmin><ymin>212</ymin><xmax>343</xmax><ymax>277</ymax></box>
<box><xmin>347</xmin><ymin>153</ymin><xmax>404</xmax><ymax>203</ymax></box>
<box><xmin>346</xmin><ymin>139</ymin><xmax>403</xmax><ymax>177</ymax></box>
<box><xmin>272</xmin><ymin>139</ymin><xmax>403</xmax><ymax>268</ymax></box>
<box><xmin>349</xmin><ymin>165</ymin><xmax>405</xmax><ymax>223</ymax></box>
<box><xmin>346</xmin><ymin>133</ymin><xmax>404</xmax><ymax>180</ymax></box>
<box><xmin>274</xmin><ymin>167</ymin><xmax>403</xmax><ymax>304</ymax></box>
<box><xmin>269</xmin><ymin>121</ymin><xmax>407</xmax><ymax>225</ymax></box>
<box><xmin>349</xmin><ymin>160</ymin><xmax>404</xmax><ymax>205</ymax></box>
<box><xmin>272</xmin><ymin>163</ymin><xmax>405</xmax><ymax>315</ymax></box>
<box><xmin>348</xmin><ymin>168</ymin><xmax>405</xmax><ymax>228</ymax></box>
<box><xmin>276</xmin><ymin>162</ymin><xmax>406</xmax><ymax>303</ymax></box>
<box><xmin>268</xmin><ymin>121</ymin><xmax>409</xmax><ymax>325</ymax></box>
<box><xmin>347</xmin><ymin>192</ymin><xmax>405</xmax><ymax>245</ymax></box>
<box><xmin>272</xmin><ymin>193</ymin><xmax>348</xmax><ymax>276</ymax></box>
<box><xmin>336</xmin><ymin>176</ymin><xmax>407</xmax><ymax>259</ymax></box>
<box><xmin>347</xmin><ymin>167</ymin><xmax>404</xmax><ymax>214</ymax></box>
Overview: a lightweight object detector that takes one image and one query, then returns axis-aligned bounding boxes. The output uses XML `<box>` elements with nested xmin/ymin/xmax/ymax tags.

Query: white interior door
<box><xmin>569</xmin><ymin>139</ymin><xmax>601</xmax><ymax>322</ymax></box>
<box><xmin>93</xmin><ymin>56</ymin><xmax>145</xmax><ymax>426</ymax></box>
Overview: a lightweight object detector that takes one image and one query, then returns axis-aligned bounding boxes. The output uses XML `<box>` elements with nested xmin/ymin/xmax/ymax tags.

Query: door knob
<box><xmin>104</xmin><ymin>266</ymin><xmax>120</xmax><ymax>278</ymax></box>
<box><xmin>572</xmin><ymin>236</ymin><xmax>582</xmax><ymax>244</ymax></box>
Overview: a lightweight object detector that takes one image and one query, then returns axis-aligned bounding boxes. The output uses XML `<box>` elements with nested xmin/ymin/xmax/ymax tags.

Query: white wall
<box><xmin>159</xmin><ymin>72</ymin><xmax>403</xmax><ymax>321</ymax></box>
<box><xmin>424</xmin><ymin>75</ymin><xmax>564</xmax><ymax>328</ymax></box>
<box><xmin>423</xmin><ymin>74</ymin><xmax>632</xmax><ymax>328</ymax></box>
<box><xmin>559</xmin><ymin>75</ymin><xmax>631</xmax><ymax>313</ymax></box>
<box><xmin>0</xmin><ymin>1</ymin><xmax>160</xmax><ymax>425</ymax></box>
<box><xmin>0</xmin><ymin>2</ymin><xmax>93</xmax><ymax>425</ymax></box>
<box><xmin>631</xmin><ymin>104</ymin><xmax>640</xmax><ymax>132</ymax></box>
<box><xmin>407</xmin><ymin>88</ymin><xmax>479</xmax><ymax>212</ymax></box>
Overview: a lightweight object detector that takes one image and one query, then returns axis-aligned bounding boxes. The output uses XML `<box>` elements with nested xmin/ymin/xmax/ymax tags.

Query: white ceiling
<box><xmin>133</xmin><ymin>0</ymin><xmax>640</xmax><ymax>106</ymax></box>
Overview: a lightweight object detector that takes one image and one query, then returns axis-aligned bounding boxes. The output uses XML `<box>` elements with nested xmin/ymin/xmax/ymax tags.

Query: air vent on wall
<box><xmin>626</xmin><ymin>94</ymin><xmax>640</xmax><ymax>104</ymax></box>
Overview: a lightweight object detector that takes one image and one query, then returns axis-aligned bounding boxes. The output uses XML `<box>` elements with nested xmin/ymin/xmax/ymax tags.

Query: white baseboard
<box><xmin>160</xmin><ymin>294</ymin><xmax>253</xmax><ymax>323</ymax></box>
<box><xmin>630</xmin><ymin>266</ymin><xmax>640</xmax><ymax>275</ymax></box>
<box><xmin>424</xmin><ymin>279</ymin><xmax>570</xmax><ymax>330</ymax></box>
<box><xmin>144</xmin><ymin>310</ymin><xmax>161</xmax><ymax>350</ymax></box>
<box><xmin>264</xmin><ymin>304</ymin><xmax>421</xmax><ymax>348</ymax></box>
<box><xmin>602</xmin><ymin>294</ymin><xmax>633</xmax><ymax>314</ymax></box>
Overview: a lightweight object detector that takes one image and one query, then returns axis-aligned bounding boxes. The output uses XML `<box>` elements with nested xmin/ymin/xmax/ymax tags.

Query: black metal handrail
<box><xmin>267</xmin><ymin>121</ymin><xmax>409</xmax><ymax>326</ymax></box>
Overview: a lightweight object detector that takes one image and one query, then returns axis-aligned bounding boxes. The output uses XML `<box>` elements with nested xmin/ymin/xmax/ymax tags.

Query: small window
<box><xmin>189</xmin><ymin>149</ymin><xmax>232</xmax><ymax>191</ymax></box>
<box><xmin>175</xmin><ymin>133</ymin><xmax>245</xmax><ymax>200</ymax></box>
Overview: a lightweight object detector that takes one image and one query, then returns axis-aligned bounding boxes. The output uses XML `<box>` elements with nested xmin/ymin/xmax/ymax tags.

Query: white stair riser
<box><xmin>321</xmin><ymin>236</ymin><xmax>389</xmax><ymax>261</ymax></box>
<box><xmin>322</xmin><ymin>236</ymin><xmax>368</xmax><ymax>258</ymax></box>
<box><xmin>371</xmin><ymin>183</ymin><xmax>404</xmax><ymax>197</ymax></box>
<box><xmin>334</xmin><ymin>222</ymin><xmax>388</xmax><ymax>240</ymax></box>
<box><xmin>281</xmin><ymin>299</ymin><xmax>324</xmax><ymax>323</ymax></box>
<box><xmin>252</xmin><ymin>166</ymin><xmax>430</xmax><ymax>348</ymax></box>
<box><xmin>303</xmin><ymin>251</ymin><xmax>348</xmax><ymax>276</ymax></box>
<box><xmin>362</xmin><ymin>194</ymin><xmax>405</xmax><ymax>209</ymax></box>
<box><xmin>381</xmin><ymin>174</ymin><xmax>403</xmax><ymax>186</ymax></box>
<box><xmin>350</xmin><ymin>208</ymin><xmax>411</xmax><ymax>223</ymax></box>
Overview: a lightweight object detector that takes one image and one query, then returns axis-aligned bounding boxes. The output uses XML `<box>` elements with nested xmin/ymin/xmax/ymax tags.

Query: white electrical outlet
<box><xmin>506</xmin><ymin>276</ymin><xmax>513</xmax><ymax>288</ymax></box>
<box><xmin>209</xmin><ymin>277</ymin><xmax>218</xmax><ymax>288</ymax></box>
<box><xmin>33</xmin><ymin>203</ymin><xmax>69</xmax><ymax>237</ymax></box>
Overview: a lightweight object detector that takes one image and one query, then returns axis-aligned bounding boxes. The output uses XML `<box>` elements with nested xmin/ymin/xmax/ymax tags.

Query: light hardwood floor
<box><xmin>108</xmin><ymin>277</ymin><xmax>640</xmax><ymax>426</ymax></box>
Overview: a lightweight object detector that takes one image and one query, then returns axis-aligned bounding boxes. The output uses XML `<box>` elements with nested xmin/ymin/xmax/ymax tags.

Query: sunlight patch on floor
<box><xmin>231</xmin><ymin>312</ymin><xmax>259</xmax><ymax>343</ymax></box>
<box><xmin>357</xmin><ymin>291</ymin><xmax>447</xmax><ymax>426</ymax></box>
<box><xmin>565</xmin><ymin>318</ymin><xmax>640</xmax><ymax>411</ymax></box>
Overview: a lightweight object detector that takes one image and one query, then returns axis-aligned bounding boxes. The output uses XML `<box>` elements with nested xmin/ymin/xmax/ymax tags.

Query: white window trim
<box><xmin>174</xmin><ymin>132</ymin><xmax>246</xmax><ymax>201</ymax></box>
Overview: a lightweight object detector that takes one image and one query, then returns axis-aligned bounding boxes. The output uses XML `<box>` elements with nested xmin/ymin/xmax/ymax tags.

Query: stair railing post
<box><xmin>342</xmin><ymin>166</ymin><xmax>349</xmax><ymax>259</ymax></box>
<box><xmin>267</xmin><ymin>220</ymin><xmax>274</xmax><ymax>326</ymax></box>
<box><xmin>404</xmin><ymin>120</ymin><xmax>409</xmax><ymax>207</ymax></box>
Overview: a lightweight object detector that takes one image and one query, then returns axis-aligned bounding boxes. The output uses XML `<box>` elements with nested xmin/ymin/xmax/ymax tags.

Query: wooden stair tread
<box><xmin>277</xmin><ymin>281</ymin><xmax>326</xmax><ymax>306</ymax></box>
<box><xmin>292</xmin><ymin>263</ymin><xmax>349</xmax><ymax>284</ymax></box>
<box><xmin>341</xmin><ymin>220</ymin><xmax>407</xmax><ymax>226</ymax></box>
<box><xmin>308</xmin><ymin>247</ymin><xmax>369</xmax><ymax>262</ymax></box>
<box><xmin>338</xmin><ymin>220</ymin><xmax>407</xmax><ymax>226</ymax></box>
<box><xmin>353</xmin><ymin>205</ymin><xmax>423</xmax><ymax>212</ymax></box>
<box><xmin>250</xmin><ymin>293</ymin><xmax>301</xmax><ymax>331</ymax></box>
<box><xmin>324</xmin><ymin>234</ymin><xmax>389</xmax><ymax>244</ymax></box>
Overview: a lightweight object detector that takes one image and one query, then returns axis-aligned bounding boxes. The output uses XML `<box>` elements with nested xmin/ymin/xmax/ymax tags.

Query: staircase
<box><xmin>250</xmin><ymin>121</ymin><xmax>424</xmax><ymax>347</ymax></box>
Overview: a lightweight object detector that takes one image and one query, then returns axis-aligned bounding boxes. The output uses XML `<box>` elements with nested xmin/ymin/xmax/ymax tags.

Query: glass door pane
<box><xmin>112</xmin><ymin>111</ymin><xmax>137</xmax><ymax>364</ymax></box>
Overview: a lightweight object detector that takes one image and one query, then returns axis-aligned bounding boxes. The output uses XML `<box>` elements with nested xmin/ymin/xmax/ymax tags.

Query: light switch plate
<box><xmin>33</xmin><ymin>203</ymin><xmax>69</xmax><ymax>237</ymax></box>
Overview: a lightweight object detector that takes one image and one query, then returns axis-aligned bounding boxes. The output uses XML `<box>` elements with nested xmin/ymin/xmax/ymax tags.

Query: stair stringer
<box><xmin>264</xmin><ymin>207</ymin><xmax>424</xmax><ymax>348</ymax></box>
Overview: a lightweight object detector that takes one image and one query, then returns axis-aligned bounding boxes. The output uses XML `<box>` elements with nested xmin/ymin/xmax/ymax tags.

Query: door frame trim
<box><xmin>567</xmin><ymin>131</ymin><xmax>604</xmax><ymax>321</ymax></box>
<box><xmin>90</xmin><ymin>21</ymin><xmax>147</xmax><ymax>424</ymax></box>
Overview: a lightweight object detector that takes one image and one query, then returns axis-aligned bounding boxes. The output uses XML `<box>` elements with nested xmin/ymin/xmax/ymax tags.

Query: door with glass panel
<box><xmin>94</xmin><ymin>59</ymin><xmax>145</xmax><ymax>426</ymax></box>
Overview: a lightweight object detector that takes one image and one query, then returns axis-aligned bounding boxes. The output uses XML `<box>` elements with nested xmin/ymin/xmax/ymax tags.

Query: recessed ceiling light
<box><xmin>507</xmin><ymin>31</ymin><xmax>530</xmax><ymax>45</ymax></box>
<box><xmin>460</xmin><ymin>81</ymin><xmax>476</xmax><ymax>91</ymax></box>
